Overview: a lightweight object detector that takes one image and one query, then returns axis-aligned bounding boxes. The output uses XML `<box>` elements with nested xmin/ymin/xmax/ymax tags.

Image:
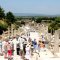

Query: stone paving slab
<box><xmin>0</xmin><ymin>56</ymin><xmax>7</xmax><ymax>60</ymax></box>
<box><xmin>0</xmin><ymin>56</ymin><xmax>60</xmax><ymax>60</ymax></box>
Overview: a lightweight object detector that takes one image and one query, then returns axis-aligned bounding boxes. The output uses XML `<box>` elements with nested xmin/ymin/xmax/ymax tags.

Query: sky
<box><xmin>0</xmin><ymin>0</ymin><xmax>60</xmax><ymax>15</ymax></box>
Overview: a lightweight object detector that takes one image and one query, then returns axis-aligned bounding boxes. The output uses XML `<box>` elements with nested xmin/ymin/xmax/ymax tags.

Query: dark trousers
<box><xmin>17</xmin><ymin>48</ymin><xmax>20</xmax><ymax>55</ymax></box>
<box><xmin>23</xmin><ymin>44</ymin><xmax>26</xmax><ymax>55</ymax></box>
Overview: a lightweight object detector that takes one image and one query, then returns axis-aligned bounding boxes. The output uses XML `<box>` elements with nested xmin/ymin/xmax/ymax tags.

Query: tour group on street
<box><xmin>0</xmin><ymin>26</ymin><xmax>60</xmax><ymax>60</ymax></box>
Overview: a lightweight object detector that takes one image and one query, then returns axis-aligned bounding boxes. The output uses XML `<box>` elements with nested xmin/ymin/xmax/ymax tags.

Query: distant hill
<box><xmin>14</xmin><ymin>13</ymin><xmax>60</xmax><ymax>17</ymax></box>
<box><xmin>14</xmin><ymin>13</ymin><xmax>42</xmax><ymax>16</ymax></box>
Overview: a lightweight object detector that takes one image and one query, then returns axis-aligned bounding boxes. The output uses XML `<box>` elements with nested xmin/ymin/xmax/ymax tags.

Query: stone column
<box><xmin>8</xmin><ymin>27</ymin><xmax>10</xmax><ymax>37</ymax></box>
<box><xmin>17</xmin><ymin>28</ymin><xmax>20</xmax><ymax>35</ymax></box>
<box><xmin>13</xmin><ymin>38</ymin><xmax>17</xmax><ymax>56</ymax></box>
<box><xmin>14</xmin><ymin>29</ymin><xmax>16</xmax><ymax>37</ymax></box>
<box><xmin>11</xmin><ymin>24</ymin><xmax>14</xmax><ymax>37</ymax></box>
<box><xmin>54</xmin><ymin>30</ymin><xmax>59</xmax><ymax>53</ymax></box>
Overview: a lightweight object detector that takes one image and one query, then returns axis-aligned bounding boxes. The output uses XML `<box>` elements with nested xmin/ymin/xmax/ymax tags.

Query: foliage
<box><xmin>0</xmin><ymin>21</ymin><xmax>8</xmax><ymax>34</ymax></box>
<box><xmin>48</xmin><ymin>17</ymin><xmax>60</xmax><ymax>34</ymax></box>
<box><xmin>20</xmin><ymin>21</ymin><xmax>25</xmax><ymax>25</ymax></box>
<box><xmin>0</xmin><ymin>6</ymin><xmax>5</xmax><ymax>19</ymax></box>
<box><xmin>6</xmin><ymin>12</ymin><xmax>16</xmax><ymax>25</ymax></box>
<box><xmin>36</xmin><ymin>17</ymin><xmax>42</xmax><ymax>23</ymax></box>
<box><xmin>55</xmin><ymin>17</ymin><xmax>60</xmax><ymax>23</ymax></box>
<box><xmin>16</xmin><ymin>17</ymin><xmax>23</xmax><ymax>21</ymax></box>
<box><xmin>0</xmin><ymin>6</ymin><xmax>60</xmax><ymax>35</ymax></box>
<box><xmin>15</xmin><ymin>21</ymin><xmax>22</xmax><ymax>27</ymax></box>
<box><xmin>31</xmin><ymin>17</ymin><xmax>35</xmax><ymax>21</ymax></box>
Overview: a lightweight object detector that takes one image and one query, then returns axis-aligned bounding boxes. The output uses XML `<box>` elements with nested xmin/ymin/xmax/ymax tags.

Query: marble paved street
<box><xmin>1</xmin><ymin>48</ymin><xmax>60</xmax><ymax>60</ymax></box>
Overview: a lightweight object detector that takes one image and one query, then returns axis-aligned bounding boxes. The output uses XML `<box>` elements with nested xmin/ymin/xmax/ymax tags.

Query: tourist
<box><xmin>40</xmin><ymin>41</ymin><xmax>45</xmax><ymax>48</ymax></box>
<box><xmin>38</xmin><ymin>41</ymin><xmax>41</xmax><ymax>52</ymax></box>
<box><xmin>7</xmin><ymin>42</ymin><xmax>12</xmax><ymax>60</ymax></box>
<box><xmin>25</xmin><ymin>44</ymin><xmax>31</xmax><ymax>60</ymax></box>
<box><xmin>3</xmin><ymin>40</ymin><xmax>8</xmax><ymax>58</ymax></box>
<box><xmin>11</xmin><ymin>42</ymin><xmax>14</xmax><ymax>55</ymax></box>
<box><xmin>23</xmin><ymin>39</ymin><xmax>27</xmax><ymax>55</ymax></box>
<box><xmin>32</xmin><ymin>39</ymin><xmax>37</xmax><ymax>52</ymax></box>
<box><xmin>31</xmin><ymin>44</ymin><xmax>34</xmax><ymax>55</ymax></box>
<box><xmin>12</xmin><ymin>36</ymin><xmax>18</xmax><ymax>55</ymax></box>
<box><xmin>17</xmin><ymin>43</ymin><xmax>20</xmax><ymax>55</ymax></box>
<box><xmin>0</xmin><ymin>36</ymin><xmax>2</xmax><ymax>55</ymax></box>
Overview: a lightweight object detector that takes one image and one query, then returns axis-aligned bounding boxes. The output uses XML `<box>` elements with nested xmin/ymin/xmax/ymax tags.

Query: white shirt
<box><xmin>18</xmin><ymin>37</ymin><xmax>24</xmax><ymax>44</ymax></box>
<box><xmin>25</xmin><ymin>46</ymin><xmax>31</xmax><ymax>60</ymax></box>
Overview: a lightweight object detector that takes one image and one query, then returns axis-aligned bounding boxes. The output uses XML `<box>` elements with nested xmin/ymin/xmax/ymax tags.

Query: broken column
<box><xmin>54</xmin><ymin>30</ymin><xmax>59</xmax><ymax>53</ymax></box>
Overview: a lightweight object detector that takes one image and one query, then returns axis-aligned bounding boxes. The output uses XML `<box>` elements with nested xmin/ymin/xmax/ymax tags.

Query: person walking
<box><xmin>0</xmin><ymin>36</ymin><xmax>2</xmax><ymax>55</ymax></box>
<box><xmin>3</xmin><ymin>40</ymin><xmax>8</xmax><ymax>59</ymax></box>
<box><xmin>7</xmin><ymin>42</ymin><xmax>12</xmax><ymax>60</ymax></box>
<box><xmin>25</xmin><ymin>44</ymin><xmax>31</xmax><ymax>60</ymax></box>
<box><xmin>32</xmin><ymin>39</ymin><xmax>37</xmax><ymax>52</ymax></box>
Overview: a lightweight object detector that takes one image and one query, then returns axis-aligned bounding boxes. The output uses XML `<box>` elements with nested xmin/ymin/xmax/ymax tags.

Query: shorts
<box><xmin>8</xmin><ymin>50</ymin><xmax>12</xmax><ymax>56</ymax></box>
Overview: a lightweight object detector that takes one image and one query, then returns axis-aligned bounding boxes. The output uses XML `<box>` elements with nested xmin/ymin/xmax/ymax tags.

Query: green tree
<box><xmin>31</xmin><ymin>17</ymin><xmax>35</xmax><ymax>21</ymax></box>
<box><xmin>36</xmin><ymin>17</ymin><xmax>42</xmax><ymax>23</ymax></box>
<box><xmin>6</xmin><ymin>12</ymin><xmax>16</xmax><ymax>25</ymax></box>
<box><xmin>0</xmin><ymin>21</ymin><xmax>8</xmax><ymax>34</ymax></box>
<box><xmin>55</xmin><ymin>17</ymin><xmax>60</xmax><ymax>23</ymax></box>
<box><xmin>0</xmin><ymin>6</ymin><xmax>5</xmax><ymax>19</ymax></box>
<box><xmin>48</xmin><ymin>21</ymin><xmax>59</xmax><ymax>35</ymax></box>
<box><xmin>20</xmin><ymin>21</ymin><xmax>25</xmax><ymax>25</ymax></box>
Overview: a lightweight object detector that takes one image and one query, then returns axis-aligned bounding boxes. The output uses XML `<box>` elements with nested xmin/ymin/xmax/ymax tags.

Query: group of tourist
<box><xmin>0</xmin><ymin>35</ymin><xmax>45</xmax><ymax>60</ymax></box>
